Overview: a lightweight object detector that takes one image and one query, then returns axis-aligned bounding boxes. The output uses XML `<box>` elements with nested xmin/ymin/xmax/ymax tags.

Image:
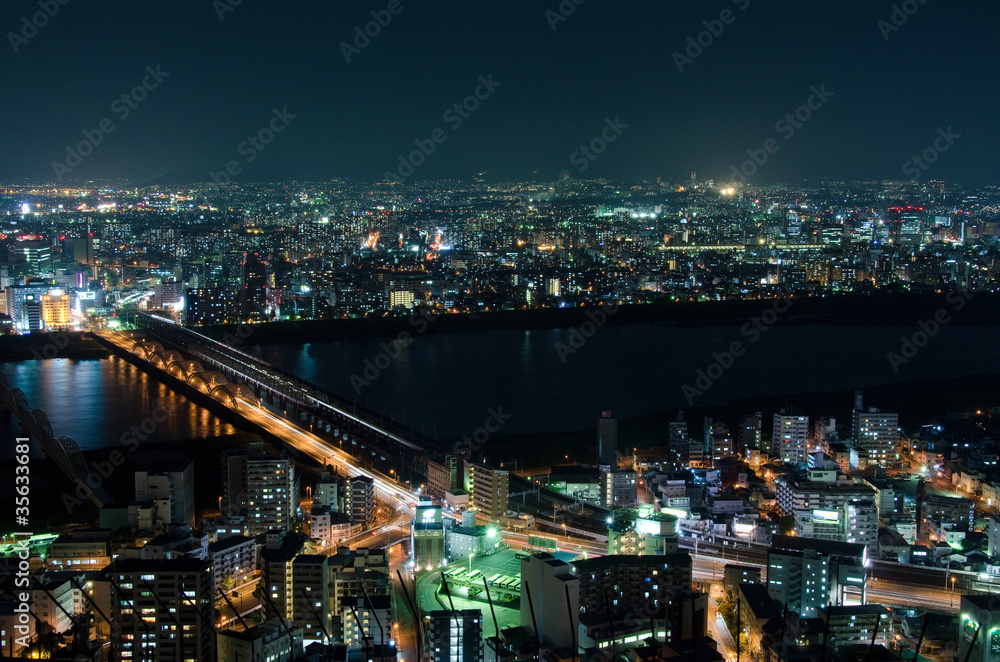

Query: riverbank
<box><xmin>202</xmin><ymin>292</ymin><xmax>1000</xmax><ymax>345</ymax></box>
<box><xmin>479</xmin><ymin>371</ymin><xmax>1000</xmax><ymax>471</ymax></box>
<box><xmin>0</xmin><ymin>332</ymin><xmax>111</xmax><ymax>361</ymax></box>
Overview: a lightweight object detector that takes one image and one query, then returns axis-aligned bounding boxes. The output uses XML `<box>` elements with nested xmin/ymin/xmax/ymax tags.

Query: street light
<box><xmin>951</xmin><ymin>576</ymin><xmax>956</xmax><ymax>608</ymax></box>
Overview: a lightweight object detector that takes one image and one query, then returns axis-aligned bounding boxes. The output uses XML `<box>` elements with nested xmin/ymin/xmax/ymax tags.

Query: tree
<box><xmin>778</xmin><ymin>516</ymin><xmax>795</xmax><ymax>535</ymax></box>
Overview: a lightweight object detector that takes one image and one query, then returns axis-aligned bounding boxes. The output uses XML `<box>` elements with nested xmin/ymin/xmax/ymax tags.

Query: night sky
<box><xmin>1</xmin><ymin>1</ymin><xmax>997</xmax><ymax>186</ymax></box>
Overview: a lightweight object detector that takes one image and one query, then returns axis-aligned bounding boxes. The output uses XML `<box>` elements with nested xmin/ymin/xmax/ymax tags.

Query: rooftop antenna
<box><xmin>300</xmin><ymin>588</ymin><xmax>333</xmax><ymax>648</ymax></box>
<box><xmin>260</xmin><ymin>580</ymin><xmax>296</xmax><ymax>661</ymax></box>
<box><xmin>565</xmin><ymin>584</ymin><xmax>578</xmax><ymax>662</ymax></box>
<box><xmin>396</xmin><ymin>569</ymin><xmax>423</xmax><ymax>662</ymax></box>
<box><xmin>605</xmin><ymin>590</ymin><xmax>617</xmax><ymax>659</ymax></box>
<box><xmin>963</xmin><ymin>622</ymin><xmax>983</xmax><ymax>662</ymax></box>
<box><xmin>361</xmin><ymin>584</ymin><xmax>386</xmax><ymax>658</ymax></box>
<box><xmin>866</xmin><ymin>608</ymin><xmax>883</xmax><ymax>662</ymax></box>
<box><xmin>524</xmin><ymin>582</ymin><xmax>540</xmax><ymax>661</ymax></box>
<box><xmin>482</xmin><ymin>576</ymin><xmax>500</xmax><ymax>641</ymax></box>
<box><xmin>913</xmin><ymin>613</ymin><xmax>930</xmax><ymax>662</ymax></box>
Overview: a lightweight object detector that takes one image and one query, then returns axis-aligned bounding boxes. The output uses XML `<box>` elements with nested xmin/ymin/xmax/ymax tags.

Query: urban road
<box><xmin>92</xmin><ymin>327</ymin><xmax>998</xmax><ymax>656</ymax></box>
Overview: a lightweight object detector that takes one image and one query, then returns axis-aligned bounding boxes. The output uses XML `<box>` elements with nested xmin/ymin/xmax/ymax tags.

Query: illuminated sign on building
<box><xmin>814</xmin><ymin>510</ymin><xmax>840</xmax><ymax>521</ymax></box>
<box><xmin>416</xmin><ymin>506</ymin><xmax>441</xmax><ymax>526</ymax></box>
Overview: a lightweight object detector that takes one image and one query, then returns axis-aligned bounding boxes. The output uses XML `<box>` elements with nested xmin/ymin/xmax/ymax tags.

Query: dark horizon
<box><xmin>1</xmin><ymin>1</ymin><xmax>998</xmax><ymax>186</ymax></box>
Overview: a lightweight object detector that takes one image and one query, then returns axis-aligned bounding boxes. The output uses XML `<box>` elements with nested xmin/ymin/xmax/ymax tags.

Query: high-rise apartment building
<box><xmin>852</xmin><ymin>408</ymin><xmax>898</xmax><ymax>467</ymax></box>
<box><xmin>428</xmin><ymin>610</ymin><xmax>484</xmax><ymax>662</ymax></box>
<box><xmin>223</xmin><ymin>444</ymin><xmax>298</xmax><ymax>536</ymax></box>
<box><xmin>108</xmin><ymin>557</ymin><xmax>215</xmax><ymax>662</ymax></box>
<box><xmin>467</xmin><ymin>462</ymin><xmax>509</xmax><ymax>523</ymax></box>
<box><xmin>774</xmin><ymin>411</ymin><xmax>809</xmax><ymax>467</ymax></box>
<box><xmin>347</xmin><ymin>475</ymin><xmax>375</xmax><ymax>526</ymax></box>
<box><xmin>243</xmin><ymin>252</ymin><xmax>267</xmax><ymax>319</ymax></box>
<box><xmin>290</xmin><ymin>554</ymin><xmax>330</xmax><ymax>640</ymax></box>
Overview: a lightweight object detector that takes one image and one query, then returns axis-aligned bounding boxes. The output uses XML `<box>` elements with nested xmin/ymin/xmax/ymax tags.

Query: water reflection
<box><xmin>0</xmin><ymin>357</ymin><xmax>236</xmax><ymax>459</ymax></box>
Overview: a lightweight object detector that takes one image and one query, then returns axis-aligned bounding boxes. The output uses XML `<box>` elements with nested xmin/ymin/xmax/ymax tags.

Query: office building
<box><xmin>598</xmin><ymin>411</ymin><xmax>618</xmax><ymax>466</ymax></box>
<box><xmin>600</xmin><ymin>467</ymin><xmax>637</xmax><ymax>510</ymax></box>
<box><xmin>795</xmin><ymin>499</ymin><xmax>879</xmax><ymax>550</ymax></box>
<box><xmin>766</xmin><ymin>535</ymin><xmax>867</xmax><ymax>618</ymax></box>
<box><xmin>186</xmin><ymin>288</ymin><xmax>235</xmax><ymax>325</ymax></box>
<box><xmin>243</xmin><ymin>252</ymin><xmax>267</xmax><ymax>318</ymax></box>
<box><xmin>428</xmin><ymin>610</ymin><xmax>484</xmax><ymax>662</ymax></box>
<box><xmin>774</xmin><ymin>469</ymin><xmax>877</xmax><ymax>519</ymax></box>
<box><xmin>467</xmin><ymin>462</ymin><xmax>509</xmax><ymax>523</ymax></box>
<box><xmin>14</xmin><ymin>239</ymin><xmax>52</xmax><ymax>275</ymax></box>
<box><xmin>135</xmin><ymin>459</ymin><xmax>196</xmax><ymax>528</ymax></box>
<box><xmin>108</xmin><ymin>557</ymin><xmax>215</xmax><ymax>662</ymax></box>
<box><xmin>774</xmin><ymin>412</ymin><xmax>809</xmax><ymax>467</ymax></box>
